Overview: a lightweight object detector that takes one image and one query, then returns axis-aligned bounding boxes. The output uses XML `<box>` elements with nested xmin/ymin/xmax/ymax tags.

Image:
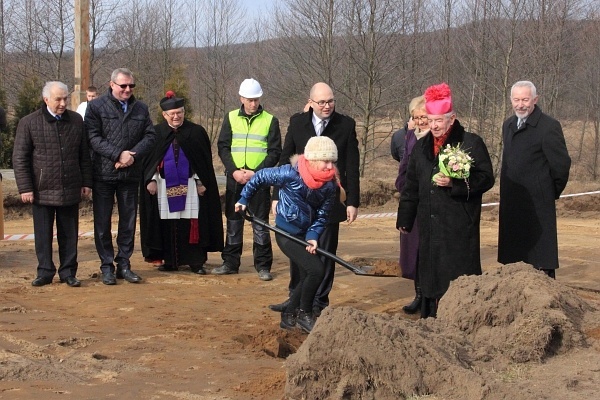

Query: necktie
<box><xmin>319</xmin><ymin>119</ymin><xmax>327</xmax><ymax>136</ymax></box>
<box><xmin>120</xmin><ymin>101</ymin><xmax>127</xmax><ymax>113</ymax></box>
<box><xmin>517</xmin><ymin>118</ymin><xmax>523</xmax><ymax>129</ymax></box>
<box><xmin>55</xmin><ymin>115</ymin><xmax>61</xmax><ymax>121</ymax></box>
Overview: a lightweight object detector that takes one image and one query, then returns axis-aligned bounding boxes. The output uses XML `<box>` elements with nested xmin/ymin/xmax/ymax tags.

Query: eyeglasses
<box><xmin>412</xmin><ymin>115</ymin><xmax>428</xmax><ymax>122</ymax></box>
<box><xmin>112</xmin><ymin>82</ymin><xmax>136</xmax><ymax>89</ymax></box>
<box><xmin>164</xmin><ymin>110</ymin><xmax>183</xmax><ymax>118</ymax></box>
<box><xmin>311</xmin><ymin>99</ymin><xmax>335</xmax><ymax>107</ymax></box>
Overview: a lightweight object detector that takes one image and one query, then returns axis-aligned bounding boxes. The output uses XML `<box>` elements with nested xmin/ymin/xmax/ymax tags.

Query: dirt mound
<box><xmin>284</xmin><ymin>264</ymin><xmax>597</xmax><ymax>399</ymax></box>
<box><xmin>440</xmin><ymin>263</ymin><xmax>593</xmax><ymax>363</ymax></box>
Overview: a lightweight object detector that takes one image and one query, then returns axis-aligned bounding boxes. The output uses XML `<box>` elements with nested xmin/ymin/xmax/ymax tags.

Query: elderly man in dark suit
<box><xmin>498</xmin><ymin>81</ymin><xmax>571</xmax><ymax>278</ymax></box>
<box><xmin>13</xmin><ymin>81</ymin><xmax>93</xmax><ymax>287</ymax></box>
<box><xmin>269</xmin><ymin>82</ymin><xmax>360</xmax><ymax>317</ymax></box>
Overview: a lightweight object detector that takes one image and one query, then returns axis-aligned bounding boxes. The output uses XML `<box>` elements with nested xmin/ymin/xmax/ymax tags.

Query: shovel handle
<box><xmin>240</xmin><ymin>210</ymin><xmax>394</xmax><ymax>277</ymax></box>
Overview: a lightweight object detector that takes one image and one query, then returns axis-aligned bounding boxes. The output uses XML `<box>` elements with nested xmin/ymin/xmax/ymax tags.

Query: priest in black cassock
<box><xmin>139</xmin><ymin>91</ymin><xmax>223</xmax><ymax>274</ymax></box>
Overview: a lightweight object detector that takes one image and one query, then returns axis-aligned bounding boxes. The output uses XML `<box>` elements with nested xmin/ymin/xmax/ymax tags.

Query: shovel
<box><xmin>241</xmin><ymin>211</ymin><xmax>397</xmax><ymax>277</ymax></box>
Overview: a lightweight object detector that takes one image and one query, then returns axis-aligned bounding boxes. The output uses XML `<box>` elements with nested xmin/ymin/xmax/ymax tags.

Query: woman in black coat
<box><xmin>397</xmin><ymin>83</ymin><xmax>495</xmax><ymax>318</ymax></box>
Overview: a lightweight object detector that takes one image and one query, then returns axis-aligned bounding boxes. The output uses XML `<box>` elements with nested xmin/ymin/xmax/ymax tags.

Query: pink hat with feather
<box><xmin>424</xmin><ymin>82</ymin><xmax>453</xmax><ymax>115</ymax></box>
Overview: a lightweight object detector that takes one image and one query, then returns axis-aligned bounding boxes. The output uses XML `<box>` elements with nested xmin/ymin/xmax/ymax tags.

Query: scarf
<box><xmin>433</xmin><ymin>128</ymin><xmax>451</xmax><ymax>157</ymax></box>
<box><xmin>297</xmin><ymin>155</ymin><xmax>336</xmax><ymax>189</ymax></box>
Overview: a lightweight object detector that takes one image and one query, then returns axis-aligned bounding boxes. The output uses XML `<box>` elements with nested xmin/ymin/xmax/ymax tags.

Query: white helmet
<box><xmin>239</xmin><ymin>78</ymin><xmax>263</xmax><ymax>98</ymax></box>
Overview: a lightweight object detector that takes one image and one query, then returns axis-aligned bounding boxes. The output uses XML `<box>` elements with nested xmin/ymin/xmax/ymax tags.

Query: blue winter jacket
<box><xmin>238</xmin><ymin>163</ymin><xmax>337</xmax><ymax>242</ymax></box>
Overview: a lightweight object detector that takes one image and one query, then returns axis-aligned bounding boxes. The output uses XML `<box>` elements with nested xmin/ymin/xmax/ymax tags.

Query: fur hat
<box><xmin>424</xmin><ymin>82</ymin><xmax>453</xmax><ymax>115</ymax></box>
<box><xmin>160</xmin><ymin>90</ymin><xmax>185</xmax><ymax>111</ymax></box>
<box><xmin>304</xmin><ymin>136</ymin><xmax>338</xmax><ymax>162</ymax></box>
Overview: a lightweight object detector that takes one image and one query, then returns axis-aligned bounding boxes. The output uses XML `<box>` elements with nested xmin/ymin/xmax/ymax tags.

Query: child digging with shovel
<box><xmin>234</xmin><ymin>136</ymin><xmax>343</xmax><ymax>333</ymax></box>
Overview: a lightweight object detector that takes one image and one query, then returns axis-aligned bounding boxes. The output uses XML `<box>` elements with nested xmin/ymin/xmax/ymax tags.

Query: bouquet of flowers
<box><xmin>432</xmin><ymin>143</ymin><xmax>473</xmax><ymax>183</ymax></box>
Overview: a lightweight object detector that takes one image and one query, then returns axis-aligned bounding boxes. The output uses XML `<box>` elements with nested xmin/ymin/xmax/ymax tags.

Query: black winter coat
<box><xmin>397</xmin><ymin>120</ymin><xmax>495</xmax><ymax>299</ymax></box>
<box><xmin>85</xmin><ymin>90</ymin><xmax>156</xmax><ymax>182</ymax></box>
<box><xmin>498</xmin><ymin>105</ymin><xmax>571</xmax><ymax>269</ymax></box>
<box><xmin>13</xmin><ymin>108</ymin><xmax>93</xmax><ymax>206</ymax></box>
<box><xmin>139</xmin><ymin>120</ymin><xmax>224</xmax><ymax>254</ymax></box>
<box><xmin>277</xmin><ymin>108</ymin><xmax>360</xmax><ymax>224</ymax></box>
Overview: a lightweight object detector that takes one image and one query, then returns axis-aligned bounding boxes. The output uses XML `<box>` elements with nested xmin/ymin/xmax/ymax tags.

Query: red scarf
<box><xmin>297</xmin><ymin>155</ymin><xmax>336</xmax><ymax>189</ymax></box>
<box><xmin>433</xmin><ymin>128</ymin><xmax>452</xmax><ymax>156</ymax></box>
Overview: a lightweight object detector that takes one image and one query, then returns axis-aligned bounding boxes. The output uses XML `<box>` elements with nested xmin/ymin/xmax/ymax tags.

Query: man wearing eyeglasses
<box><xmin>269</xmin><ymin>82</ymin><xmax>360</xmax><ymax>318</ymax></box>
<box><xmin>86</xmin><ymin>67</ymin><xmax>156</xmax><ymax>286</ymax></box>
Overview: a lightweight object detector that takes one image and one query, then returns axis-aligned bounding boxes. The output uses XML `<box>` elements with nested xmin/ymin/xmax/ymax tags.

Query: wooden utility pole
<box><xmin>72</xmin><ymin>0</ymin><xmax>90</xmax><ymax>110</ymax></box>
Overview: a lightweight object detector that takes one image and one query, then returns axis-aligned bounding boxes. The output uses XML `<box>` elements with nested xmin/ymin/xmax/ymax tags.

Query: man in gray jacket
<box><xmin>13</xmin><ymin>81</ymin><xmax>93</xmax><ymax>287</ymax></box>
<box><xmin>86</xmin><ymin>68</ymin><xmax>156</xmax><ymax>285</ymax></box>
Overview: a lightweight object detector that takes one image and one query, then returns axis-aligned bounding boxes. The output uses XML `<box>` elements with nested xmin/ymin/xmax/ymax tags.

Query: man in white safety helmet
<box><xmin>214</xmin><ymin>79</ymin><xmax>282</xmax><ymax>281</ymax></box>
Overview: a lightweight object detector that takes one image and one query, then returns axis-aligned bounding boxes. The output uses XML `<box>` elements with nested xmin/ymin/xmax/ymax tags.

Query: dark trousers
<box><xmin>32</xmin><ymin>203</ymin><xmax>79</xmax><ymax>279</ymax></box>
<box><xmin>276</xmin><ymin>232</ymin><xmax>326</xmax><ymax>313</ymax></box>
<box><xmin>289</xmin><ymin>222</ymin><xmax>339</xmax><ymax>309</ymax></box>
<box><xmin>93</xmin><ymin>180</ymin><xmax>138</xmax><ymax>273</ymax></box>
<box><xmin>221</xmin><ymin>180</ymin><xmax>272</xmax><ymax>271</ymax></box>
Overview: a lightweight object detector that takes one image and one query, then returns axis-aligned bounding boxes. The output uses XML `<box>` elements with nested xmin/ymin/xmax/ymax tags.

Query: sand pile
<box><xmin>284</xmin><ymin>264</ymin><xmax>597</xmax><ymax>400</ymax></box>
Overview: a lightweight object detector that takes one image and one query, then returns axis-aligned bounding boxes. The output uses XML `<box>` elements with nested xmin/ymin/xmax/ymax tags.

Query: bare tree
<box><xmin>188</xmin><ymin>0</ymin><xmax>246</xmax><ymax>143</ymax></box>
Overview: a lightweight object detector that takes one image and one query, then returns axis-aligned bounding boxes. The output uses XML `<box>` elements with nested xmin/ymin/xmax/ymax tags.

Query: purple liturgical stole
<box><xmin>163</xmin><ymin>143</ymin><xmax>190</xmax><ymax>212</ymax></box>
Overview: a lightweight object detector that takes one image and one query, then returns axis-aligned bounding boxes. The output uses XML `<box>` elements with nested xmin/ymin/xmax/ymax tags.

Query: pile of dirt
<box><xmin>284</xmin><ymin>264</ymin><xmax>597</xmax><ymax>400</ymax></box>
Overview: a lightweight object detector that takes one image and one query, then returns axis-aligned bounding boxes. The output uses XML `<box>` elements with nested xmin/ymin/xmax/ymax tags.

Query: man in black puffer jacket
<box><xmin>85</xmin><ymin>68</ymin><xmax>156</xmax><ymax>285</ymax></box>
<box><xmin>13</xmin><ymin>81</ymin><xmax>93</xmax><ymax>287</ymax></box>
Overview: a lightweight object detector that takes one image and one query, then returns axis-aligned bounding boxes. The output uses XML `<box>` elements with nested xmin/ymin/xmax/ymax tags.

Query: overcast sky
<box><xmin>240</xmin><ymin>0</ymin><xmax>279</xmax><ymax>19</ymax></box>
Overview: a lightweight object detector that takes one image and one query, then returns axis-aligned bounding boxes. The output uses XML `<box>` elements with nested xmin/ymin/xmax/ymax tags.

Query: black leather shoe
<box><xmin>280</xmin><ymin>312</ymin><xmax>297</xmax><ymax>330</ymax></box>
<box><xmin>158</xmin><ymin>264</ymin><xmax>178</xmax><ymax>272</ymax></box>
<box><xmin>190</xmin><ymin>265</ymin><xmax>206</xmax><ymax>275</ymax></box>
<box><xmin>268</xmin><ymin>298</ymin><xmax>290</xmax><ymax>313</ymax></box>
<box><xmin>120</xmin><ymin>269</ymin><xmax>142</xmax><ymax>283</ymax></box>
<box><xmin>60</xmin><ymin>276</ymin><xmax>81</xmax><ymax>287</ymax></box>
<box><xmin>211</xmin><ymin>264</ymin><xmax>238</xmax><ymax>275</ymax></box>
<box><xmin>296</xmin><ymin>309</ymin><xmax>315</xmax><ymax>333</ymax></box>
<box><xmin>312</xmin><ymin>305</ymin><xmax>324</xmax><ymax>318</ymax></box>
<box><xmin>32</xmin><ymin>276</ymin><xmax>53</xmax><ymax>287</ymax></box>
<box><xmin>102</xmin><ymin>272</ymin><xmax>117</xmax><ymax>285</ymax></box>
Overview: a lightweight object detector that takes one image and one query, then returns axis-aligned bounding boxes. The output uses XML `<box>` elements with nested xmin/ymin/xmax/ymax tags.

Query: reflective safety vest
<box><xmin>229</xmin><ymin>109</ymin><xmax>273</xmax><ymax>170</ymax></box>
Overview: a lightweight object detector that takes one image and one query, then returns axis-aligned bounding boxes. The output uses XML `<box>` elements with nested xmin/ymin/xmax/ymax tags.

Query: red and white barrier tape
<box><xmin>3</xmin><ymin>191</ymin><xmax>599</xmax><ymax>240</ymax></box>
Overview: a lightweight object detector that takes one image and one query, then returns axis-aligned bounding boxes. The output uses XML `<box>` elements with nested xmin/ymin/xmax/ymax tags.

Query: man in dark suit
<box><xmin>13</xmin><ymin>81</ymin><xmax>93</xmax><ymax>287</ymax></box>
<box><xmin>270</xmin><ymin>82</ymin><xmax>360</xmax><ymax>317</ymax></box>
<box><xmin>498</xmin><ymin>80</ymin><xmax>571</xmax><ymax>278</ymax></box>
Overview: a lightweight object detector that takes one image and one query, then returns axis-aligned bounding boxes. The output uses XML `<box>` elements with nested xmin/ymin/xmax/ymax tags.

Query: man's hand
<box><xmin>147</xmin><ymin>180</ymin><xmax>157</xmax><ymax>195</ymax></box>
<box><xmin>196</xmin><ymin>184</ymin><xmax>206</xmax><ymax>196</ymax></box>
<box><xmin>346</xmin><ymin>206</ymin><xmax>358</xmax><ymax>224</ymax></box>
<box><xmin>306</xmin><ymin>239</ymin><xmax>318</xmax><ymax>254</ymax></box>
<box><xmin>116</xmin><ymin>151</ymin><xmax>136</xmax><ymax>169</ymax></box>
<box><xmin>271</xmin><ymin>200</ymin><xmax>278</xmax><ymax>215</ymax></box>
<box><xmin>21</xmin><ymin>192</ymin><xmax>34</xmax><ymax>204</ymax></box>
<box><xmin>432</xmin><ymin>173</ymin><xmax>452</xmax><ymax>187</ymax></box>
<box><xmin>232</xmin><ymin>169</ymin><xmax>253</xmax><ymax>185</ymax></box>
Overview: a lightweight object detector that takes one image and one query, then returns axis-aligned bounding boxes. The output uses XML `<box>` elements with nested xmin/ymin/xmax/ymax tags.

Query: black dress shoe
<box><xmin>280</xmin><ymin>312</ymin><xmax>297</xmax><ymax>330</ymax></box>
<box><xmin>269</xmin><ymin>298</ymin><xmax>290</xmax><ymax>313</ymax></box>
<box><xmin>120</xmin><ymin>269</ymin><xmax>142</xmax><ymax>283</ymax></box>
<box><xmin>158</xmin><ymin>264</ymin><xmax>178</xmax><ymax>272</ymax></box>
<box><xmin>32</xmin><ymin>276</ymin><xmax>53</xmax><ymax>287</ymax></box>
<box><xmin>190</xmin><ymin>265</ymin><xmax>206</xmax><ymax>275</ymax></box>
<box><xmin>296</xmin><ymin>309</ymin><xmax>316</xmax><ymax>333</ymax></box>
<box><xmin>60</xmin><ymin>276</ymin><xmax>81</xmax><ymax>287</ymax></box>
<box><xmin>102</xmin><ymin>272</ymin><xmax>117</xmax><ymax>285</ymax></box>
